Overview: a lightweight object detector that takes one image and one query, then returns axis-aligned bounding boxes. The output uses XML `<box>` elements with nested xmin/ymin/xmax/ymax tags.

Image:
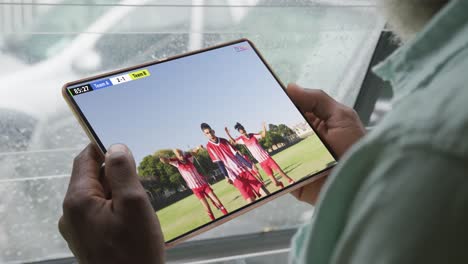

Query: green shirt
<box><xmin>290</xmin><ymin>1</ymin><xmax>468</xmax><ymax>263</ymax></box>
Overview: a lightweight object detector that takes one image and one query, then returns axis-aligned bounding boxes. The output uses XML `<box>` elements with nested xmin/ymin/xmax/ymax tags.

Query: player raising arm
<box><xmin>225</xmin><ymin>122</ymin><xmax>295</xmax><ymax>189</ymax></box>
<box><xmin>160</xmin><ymin>149</ymin><xmax>228</xmax><ymax>221</ymax></box>
<box><xmin>201</xmin><ymin>123</ymin><xmax>269</xmax><ymax>203</ymax></box>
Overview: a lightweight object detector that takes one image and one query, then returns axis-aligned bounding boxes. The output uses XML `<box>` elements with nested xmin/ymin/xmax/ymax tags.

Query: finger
<box><xmin>316</xmin><ymin>120</ymin><xmax>327</xmax><ymax>135</ymax></box>
<box><xmin>304</xmin><ymin>112</ymin><xmax>319</xmax><ymax>129</ymax></box>
<box><xmin>67</xmin><ymin>144</ymin><xmax>105</xmax><ymax>196</ymax></box>
<box><xmin>58</xmin><ymin>216</ymin><xmax>79</xmax><ymax>257</ymax></box>
<box><xmin>98</xmin><ymin>165</ymin><xmax>112</xmax><ymax>199</ymax></box>
<box><xmin>58</xmin><ymin>216</ymin><xmax>70</xmax><ymax>242</ymax></box>
<box><xmin>105</xmin><ymin>144</ymin><xmax>147</xmax><ymax>209</ymax></box>
<box><xmin>290</xmin><ymin>188</ymin><xmax>303</xmax><ymax>201</ymax></box>
<box><xmin>305</xmin><ymin>112</ymin><xmax>325</xmax><ymax>136</ymax></box>
<box><xmin>308</xmin><ymin>114</ymin><xmax>321</xmax><ymax>129</ymax></box>
<box><xmin>304</xmin><ymin>112</ymin><xmax>318</xmax><ymax>123</ymax></box>
<box><xmin>287</xmin><ymin>83</ymin><xmax>337</xmax><ymax>120</ymax></box>
<box><xmin>290</xmin><ymin>176</ymin><xmax>328</xmax><ymax>205</ymax></box>
<box><xmin>313</xmin><ymin>118</ymin><xmax>321</xmax><ymax>129</ymax></box>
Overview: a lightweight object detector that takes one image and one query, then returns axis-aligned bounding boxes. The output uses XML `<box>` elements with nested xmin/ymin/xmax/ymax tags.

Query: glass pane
<box><xmin>0</xmin><ymin>0</ymin><xmax>382</xmax><ymax>262</ymax></box>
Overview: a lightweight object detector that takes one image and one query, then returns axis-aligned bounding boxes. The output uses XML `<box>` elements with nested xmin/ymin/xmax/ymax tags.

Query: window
<box><xmin>0</xmin><ymin>0</ymin><xmax>383</xmax><ymax>262</ymax></box>
<box><xmin>3</xmin><ymin>1</ymin><xmax>108</xmax><ymax>64</ymax></box>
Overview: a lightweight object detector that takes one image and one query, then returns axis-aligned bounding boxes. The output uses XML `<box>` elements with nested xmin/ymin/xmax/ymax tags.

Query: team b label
<box><xmin>129</xmin><ymin>69</ymin><xmax>150</xmax><ymax>80</ymax></box>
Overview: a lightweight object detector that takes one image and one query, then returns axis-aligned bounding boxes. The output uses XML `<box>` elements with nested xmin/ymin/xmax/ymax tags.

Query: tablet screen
<box><xmin>65</xmin><ymin>40</ymin><xmax>336</xmax><ymax>243</ymax></box>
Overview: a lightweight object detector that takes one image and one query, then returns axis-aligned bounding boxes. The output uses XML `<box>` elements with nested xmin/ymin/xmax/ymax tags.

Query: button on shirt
<box><xmin>290</xmin><ymin>1</ymin><xmax>468</xmax><ymax>263</ymax></box>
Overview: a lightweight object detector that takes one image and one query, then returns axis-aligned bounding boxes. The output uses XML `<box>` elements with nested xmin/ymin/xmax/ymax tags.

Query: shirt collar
<box><xmin>373</xmin><ymin>0</ymin><xmax>468</xmax><ymax>103</ymax></box>
<box><xmin>210</xmin><ymin>137</ymin><xmax>220</xmax><ymax>145</ymax></box>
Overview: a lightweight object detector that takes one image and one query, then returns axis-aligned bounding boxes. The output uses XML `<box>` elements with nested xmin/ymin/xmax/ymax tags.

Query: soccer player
<box><xmin>233</xmin><ymin>151</ymin><xmax>267</xmax><ymax>198</ymax></box>
<box><xmin>225</xmin><ymin>122</ymin><xmax>295</xmax><ymax>189</ymax></box>
<box><xmin>200</xmin><ymin>123</ymin><xmax>269</xmax><ymax>203</ymax></box>
<box><xmin>237</xmin><ymin>151</ymin><xmax>263</xmax><ymax>182</ymax></box>
<box><xmin>160</xmin><ymin>148</ymin><xmax>228</xmax><ymax>221</ymax></box>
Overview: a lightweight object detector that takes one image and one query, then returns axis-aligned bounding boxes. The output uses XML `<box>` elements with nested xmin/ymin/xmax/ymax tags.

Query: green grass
<box><xmin>156</xmin><ymin>134</ymin><xmax>336</xmax><ymax>241</ymax></box>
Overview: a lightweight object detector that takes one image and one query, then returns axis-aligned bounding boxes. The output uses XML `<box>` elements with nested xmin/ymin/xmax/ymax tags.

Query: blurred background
<box><xmin>0</xmin><ymin>0</ymin><xmax>397</xmax><ymax>263</ymax></box>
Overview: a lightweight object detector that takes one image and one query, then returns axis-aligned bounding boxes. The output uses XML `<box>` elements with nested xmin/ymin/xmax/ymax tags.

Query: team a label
<box><xmin>91</xmin><ymin>79</ymin><xmax>112</xmax><ymax>90</ymax></box>
<box><xmin>129</xmin><ymin>69</ymin><xmax>150</xmax><ymax>80</ymax></box>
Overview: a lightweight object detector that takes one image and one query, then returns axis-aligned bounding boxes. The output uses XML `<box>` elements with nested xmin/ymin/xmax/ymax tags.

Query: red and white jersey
<box><xmin>236</xmin><ymin>133</ymin><xmax>270</xmax><ymax>162</ymax></box>
<box><xmin>168</xmin><ymin>154</ymin><xmax>207</xmax><ymax>189</ymax></box>
<box><xmin>206</xmin><ymin>138</ymin><xmax>249</xmax><ymax>181</ymax></box>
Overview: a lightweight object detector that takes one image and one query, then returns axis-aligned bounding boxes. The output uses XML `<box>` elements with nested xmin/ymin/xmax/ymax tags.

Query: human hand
<box><xmin>227</xmin><ymin>178</ymin><xmax>233</xmax><ymax>185</ymax></box>
<box><xmin>287</xmin><ymin>83</ymin><xmax>366</xmax><ymax>204</ymax></box>
<box><xmin>192</xmin><ymin>145</ymin><xmax>204</xmax><ymax>154</ymax></box>
<box><xmin>59</xmin><ymin>144</ymin><xmax>165</xmax><ymax>264</ymax></box>
<box><xmin>287</xmin><ymin>83</ymin><xmax>365</xmax><ymax>157</ymax></box>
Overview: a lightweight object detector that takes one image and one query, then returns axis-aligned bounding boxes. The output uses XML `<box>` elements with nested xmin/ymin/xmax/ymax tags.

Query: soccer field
<box><xmin>156</xmin><ymin>134</ymin><xmax>336</xmax><ymax>241</ymax></box>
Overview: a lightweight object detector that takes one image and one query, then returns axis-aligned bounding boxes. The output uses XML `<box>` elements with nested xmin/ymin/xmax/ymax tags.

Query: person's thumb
<box><xmin>286</xmin><ymin>83</ymin><xmax>337</xmax><ymax>121</ymax></box>
<box><xmin>105</xmin><ymin>144</ymin><xmax>146</xmax><ymax>210</ymax></box>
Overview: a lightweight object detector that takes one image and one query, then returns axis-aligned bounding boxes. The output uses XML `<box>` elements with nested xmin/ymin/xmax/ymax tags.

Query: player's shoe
<box><xmin>276</xmin><ymin>182</ymin><xmax>285</xmax><ymax>189</ymax></box>
<box><xmin>220</xmin><ymin>207</ymin><xmax>228</xmax><ymax>215</ymax></box>
<box><xmin>208</xmin><ymin>212</ymin><xmax>215</xmax><ymax>221</ymax></box>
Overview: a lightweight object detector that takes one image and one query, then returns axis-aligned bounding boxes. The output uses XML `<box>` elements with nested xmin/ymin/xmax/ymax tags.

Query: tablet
<box><xmin>62</xmin><ymin>38</ymin><xmax>337</xmax><ymax>246</ymax></box>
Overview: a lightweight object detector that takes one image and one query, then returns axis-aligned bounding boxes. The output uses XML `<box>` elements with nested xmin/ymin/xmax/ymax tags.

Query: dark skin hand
<box><xmin>287</xmin><ymin>83</ymin><xmax>366</xmax><ymax>205</ymax></box>
<box><xmin>58</xmin><ymin>144</ymin><xmax>165</xmax><ymax>264</ymax></box>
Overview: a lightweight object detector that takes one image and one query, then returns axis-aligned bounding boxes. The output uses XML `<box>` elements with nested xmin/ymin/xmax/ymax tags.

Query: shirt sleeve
<box><xmin>290</xmin><ymin>145</ymin><xmax>468</xmax><ymax>264</ymax></box>
<box><xmin>167</xmin><ymin>158</ymin><xmax>179</xmax><ymax>168</ymax></box>
<box><xmin>186</xmin><ymin>153</ymin><xmax>194</xmax><ymax>163</ymax></box>
<box><xmin>341</xmin><ymin>149</ymin><xmax>468</xmax><ymax>263</ymax></box>
<box><xmin>235</xmin><ymin>136</ymin><xmax>245</xmax><ymax>144</ymax></box>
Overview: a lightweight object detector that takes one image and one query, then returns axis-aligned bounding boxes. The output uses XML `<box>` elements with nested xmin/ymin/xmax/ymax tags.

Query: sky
<box><xmin>71</xmin><ymin>41</ymin><xmax>311</xmax><ymax>164</ymax></box>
